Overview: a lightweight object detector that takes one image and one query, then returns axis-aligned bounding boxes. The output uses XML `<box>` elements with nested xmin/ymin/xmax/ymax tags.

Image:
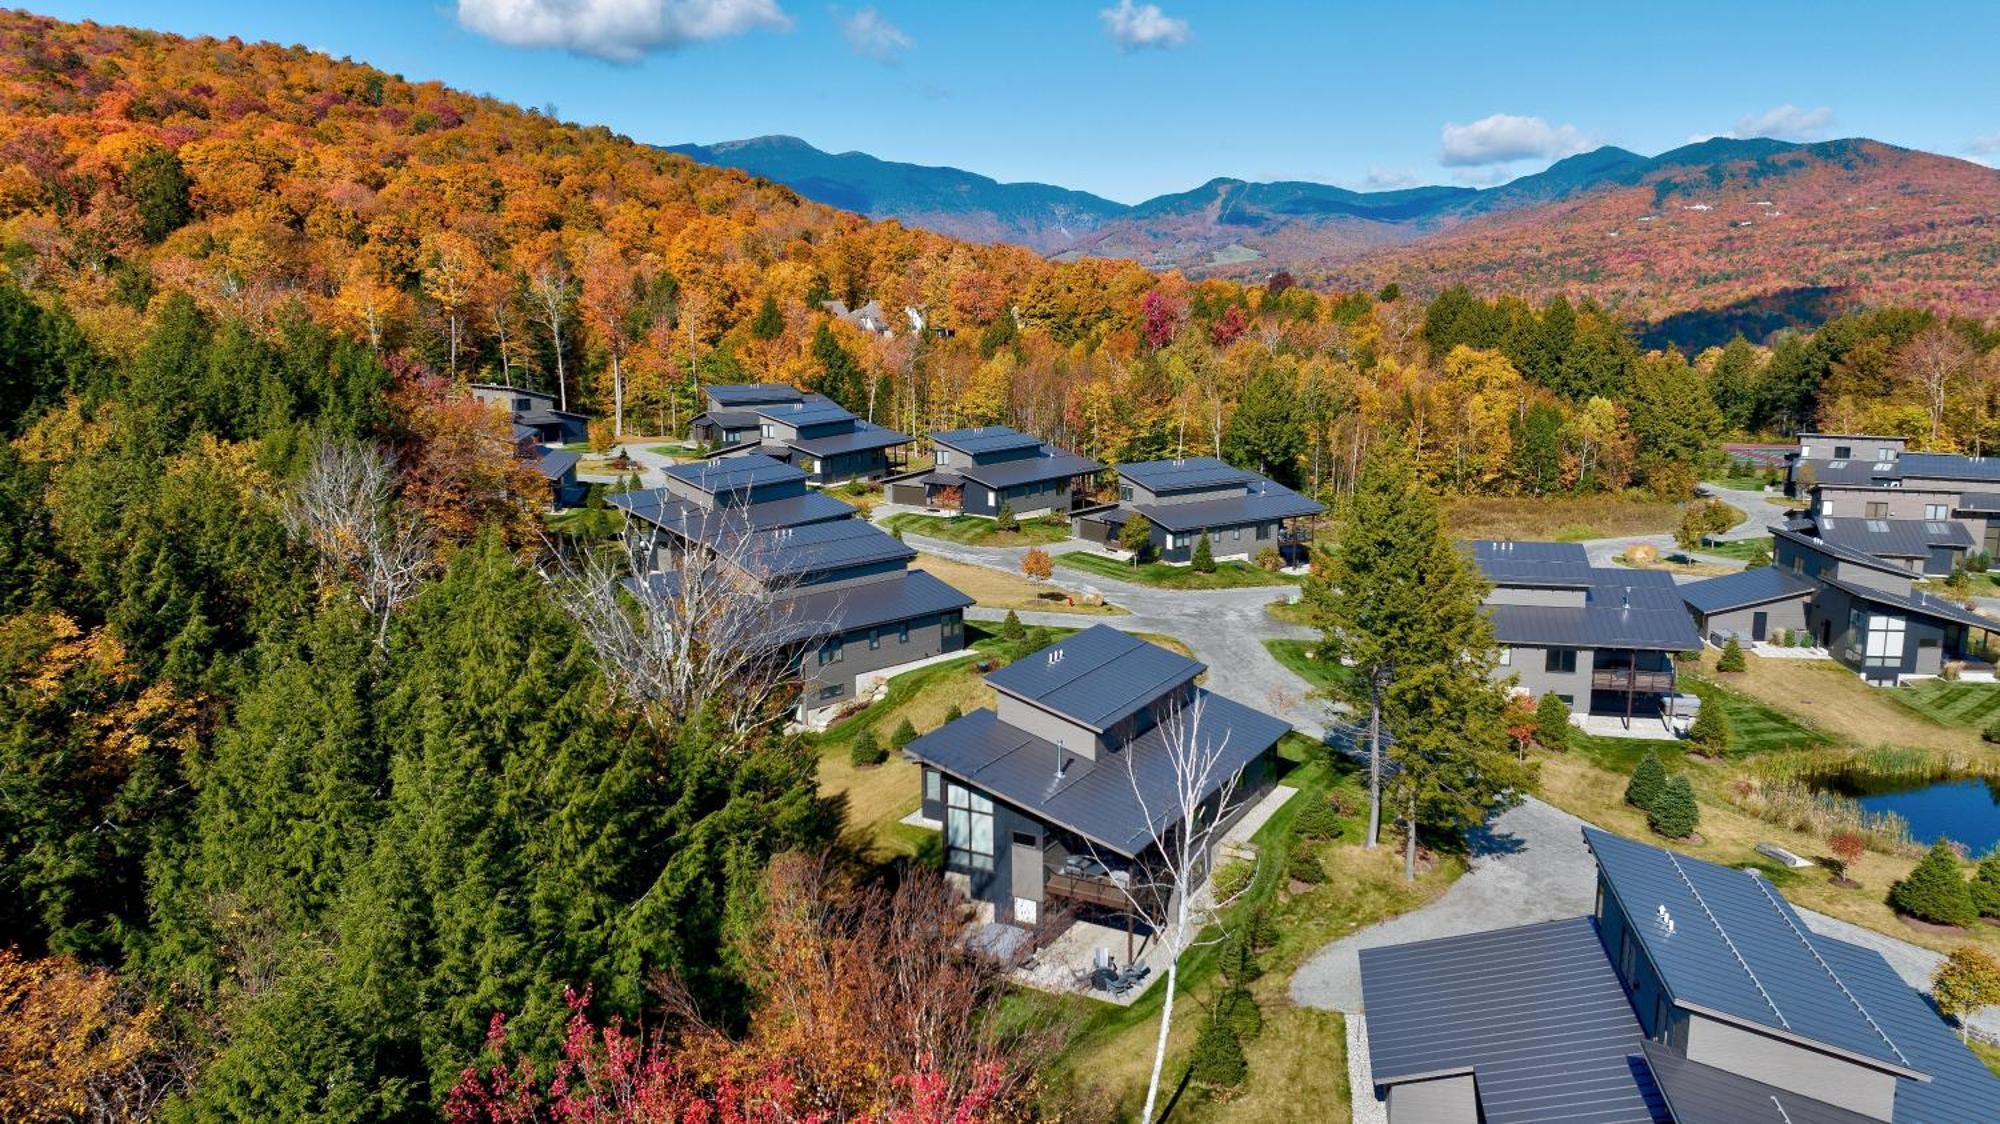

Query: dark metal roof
<box><xmin>1814</xmin><ymin>935</ymin><xmax>2000</xmax><ymax>1122</ymax></box>
<box><xmin>1358</xmin><ymin>916</ymin><xmax>1665</xmax><ymax>1123</ymax></box>
<box><xmin>903</xmin><ymin>692</ymin><xmax>1289</xmax><ymax>856</ymax></box>
<box><xmin>529</xmin><ymin>447</ymin><xmax>580</xmax><ymax>480</ymax></box>
<box><xmin>1817</xmin><ymin>575</ymin><xmax>2000</xmax><ymax>634</ymax></box>
<box><xmin>737</xmin><ymin>518</ymin><xmax>915</xmax><ymax>582</ymax></box>
<box><xmin>517</xmin><ymin>407</ymin><xmax>590</xmax><ymax>426</ymax></box>
<box><xmin>609</xmin><ymin>489</ymin><xmax>855</xmax><ymax>537</ymax></box>
<box><xmin>1135</xmin><ymin>480</ymin><xmax>1324</xmax><ymax>533</ymax></box>
<box><xmin>512</xmin><ymin>422</ymin><xmax>539</xmax><ymax>442</ymax></box>
<box><xmin>1472</xmin><ymin>541</ymin><xmax>1599</xmax><ymax>588</ymax></box>
<box><xmin>1640</xmin><ymin>1041</ymin><xmax>1876</xmax><ymax>1124</ymax></box>
<box><xmin>1813</xmin><ymin>516</ymin><xmax>1974</xmax><ymax>559</ymax></box>
<box><xmin>1479</xmin><ymin>561</ymin><xmax>1700</xmax><ymax>651</ymax></box>
<box><xmin>1897</xmin><ymin>451</ymin><xmax>2000</xmax><ymax>483</ymax></box>
<box><xmin>1585</xmin><ymin>828</ymin><xmax>1919</xmax><ymax>1073</ymax></box>
<box><xmin>984</xmin><ymin>625</ymin><xmax>1204</xmax><ymax>731</ymax></box>
<box><xmin>785</xmin><ymin>423</ymin><xmax>913</xmax><ymax>457</ymax></box>
<box><xmin>704</xmin><ymin>383</ymin><xmax>803</xmax><ymax>407</ymax></box>
<box><xmin>664</xmin><ymin>454</ymin><xmax>804</xmax><ymax>493</ymax></box>
<box><xmin>774</xmin><ymin>568</ymin><xmax>974</xmax><ymax>644</ymax></box>
<box><xmin>1956</xmin><ymin>491</ymin><xmax>2000</xmax><ymax>514</ymax></box>
<box><xmin>1797</xmin><ymin>457</ymin><xmax>1902</xmax><ymax>486</ymax></box>
<box><xmin>957</xmin><ymin>449</ymin><xmax>1103</xmax><ymax>490</ymax></box>
<box><xmin>1474</xmin><ymin>540</ymin><xmax>1593</xmax><ymax>565</ymax></box>
<box><xmin>1679</xmin><ymin>567</ymin><xmax>1818</xmax><ymax>616</ymax></box>
<box><xmin>1770</xmin><ymin>525</ymin><xmax>1913</xmax><ymax>578</ymax></box>
<box><xmin>750</xmin><ymin>395</ymin><xmax>857</xmax><ymax>428</ymax></box>
<box><xmin>695</xmin><ymin>409</ymin><xmax>760</xmax><ymax>429</ymax></box>
<box><xmin>1117</xmin><ymin>456</ymin><xmax>1259</xmax><ymax>494</ymax></box>
<box><xmin>931</xmin><ymin>425</ymin><xmax>1043</xmax><ymax>457</ymax></box>
<box><xmin>471</xmin><ymin>381</ymin><xmax>556</xmax><ymax>403</ymax></box>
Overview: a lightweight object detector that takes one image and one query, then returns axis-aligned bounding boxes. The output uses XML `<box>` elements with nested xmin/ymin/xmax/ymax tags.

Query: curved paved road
<box><xmin>890</xmin><ymin>513</ymin><xmax>1998</xmax><ymax>1049</ymax></box>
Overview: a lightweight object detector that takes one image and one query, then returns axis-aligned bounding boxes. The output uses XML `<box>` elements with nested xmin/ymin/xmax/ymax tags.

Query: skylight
<box><xmin>1866</xmin><ymin>519</ymin><xmax>1889</xmax><ymax>533</ymax></box>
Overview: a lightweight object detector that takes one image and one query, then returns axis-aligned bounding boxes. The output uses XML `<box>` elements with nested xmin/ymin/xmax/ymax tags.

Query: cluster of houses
<box><xmin>474</xmin><ymin>372</ymin><xmax>1993</xmax><ymax>1115</ymax></box>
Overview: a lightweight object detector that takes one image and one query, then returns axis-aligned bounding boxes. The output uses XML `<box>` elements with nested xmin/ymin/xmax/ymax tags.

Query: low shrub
<box><xmin>1717</xmin><ymin>637</ymin><xmax>1746</xmax><ymax>672</ymax></box>
<box><xmin>1687</xmin><ymin>702</ymin><xmax>1732</xmax><ymax>757</ymax></box>
<box><xmin>1211</xmin><ymin>860</ymin><xmax>1255</xmax><ymax>902</ymax></box>
<box><xmin>1188</xmin><ymin>1020</ymin><xmax>1248</xmax><ymax>1088</ymax></box>
<box><xmin>1287</xmin><ymin>845</ymin><xmax>1328</xmax><ymax>885</ymax></box>
<box><xmin>999</xmin><ymin>610</ymin><xmax>1024</xmax><ymax>639</ymax></box>
<box><xmin>849</xmin><ymin>729</ymin><xmax>888</xmax><ymax>768</ymax></box>
<box><xmin>994</xmin><ymin>502</ymin><xmax>1017</xmax><ymax>532</ymax></box>
<box><xmin>1292</xmin><ymin>798</ymin><xmax>1344</xmax><ymax>841</ymax></box>
<box><xmin>1191</xmin><ymin>532</ymin><xmax>1216</xmax><ymax>573</ymax></box>
<box><xmin>1255</xmin><ymin>546</ymin><xmax>1284</xmax><ymax>571</ymax></box>
<box><xmin>943</xmin><ymin>703</ymin><xmax>964</xmax><ymax>723</ymax></box>
<box><xmin>1534</xmin><ymin>691</ymin><xmax>1571</xmax><ymax>752</ymax></box>
<box><xmin>1982</xmin><ymin>715</ymin><xmax>2000</xmax><ymax>745</ymax></box>
<box><xmin>890</xmin><ymin>718</ymin><xmax>919</xmax><ymax>748</ymax></box>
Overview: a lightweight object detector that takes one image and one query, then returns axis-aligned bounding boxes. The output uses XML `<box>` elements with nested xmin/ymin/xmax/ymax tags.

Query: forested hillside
<box><xmin>2</xmin><ymin>10</ymin><xmax>1999</xmax><ymax>1120</ymax></box>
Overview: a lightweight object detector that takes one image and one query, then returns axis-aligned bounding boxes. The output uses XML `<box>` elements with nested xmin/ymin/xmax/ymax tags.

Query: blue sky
<box><xmin>34</xmin><ymin>1</ymin><xmax>2000</xmax><ymax>203</ymax></box>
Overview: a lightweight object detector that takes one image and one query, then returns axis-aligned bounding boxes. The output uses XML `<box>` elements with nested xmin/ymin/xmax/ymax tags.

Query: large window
<box><xmin>1546</xmin><ymin>648</ymin><xmax>1578</xmax><ymax>674</ymax></box>
<box><xmin>1925</xmin><ymin>503</ymin><xmax>1948</xmax><ymax>520</ymax></box>
<box><xmin>945</xmin><ymin>783</ymin><xmax>994</xmax><ymax>872</ymax></box>
<box><xmin>819</xmin><ymin>637</ymin><xmax>843</xmax><ymax>666</ymax></box>
<box><xmin>1866</xmin><ymin>501</ymin><xmax>1889</xmax><ymax>518</ymax></box>
<box><xmin>1862</xmin><ymin>611</ymin><xmax>1906</xmax><ymax>669</ymax></box>
<box><xmin>941</xmin><ymin>612</ymin><xmax>962</xmax><ymax>642</ymax></box>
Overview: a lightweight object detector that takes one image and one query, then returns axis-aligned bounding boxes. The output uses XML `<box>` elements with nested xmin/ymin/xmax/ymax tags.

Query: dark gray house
<box><xmin>610</xmin><ymin>454</ymin><xmax>972</xmax><ymax>723</ymax></box>
<box><xmin>903</xmin><ymin>626</ymin><xmax>1289</xmax><ymax>932</ymax></box>
<box><xmin>1787</xmin><ymin>431</ymin><xmax>2000</xmax><ymax>558</ymax></box>
<box><xmin>469</xmin><ymin>382</ymin><xmax>589</xmax><ymax>445</ymax></box>
<box><xmin>1071</xmin><ymin>457</ymin><xmax>1323</xmax><ymax>564</ymax></box>
<box><xmin>1471</xmin><ymin>541</ymin><xmax>1702</xmax><ymax>724</ymax></box>
<box><xmin>1680</xmin><ymin>565</ymin><xmax>1818</xmax><ymax>645</ymax></box>
<box><xmin>1359</xmin><ymin>826</ymin><xmax>2000</xmax><ymax>1124</ymax></box>
<box><xmin>884</xmin><ymin>425</ymin><xmax>1102</xmax><ymax>517</ymax></box>
<box><xmin>527</xmin><ymin>445</ymin><xmax>585</xmax><ymax>509</ymax></box>
<box><xmin>1685</xmin><ymin>524</ymin><xmax>1998</xmax><ymax>683</ymax></box>
<box><xmin>690</xmin><ymin>383</ymin><xmax>911</xmax><ymax>484</ymax></box>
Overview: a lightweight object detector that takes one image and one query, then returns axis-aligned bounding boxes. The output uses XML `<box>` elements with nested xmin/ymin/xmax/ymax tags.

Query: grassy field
<box><xmin>1682</xmin><ymin>674</ymin><xmax>1833</xmax><ymax>756</ymax></box>
<box><xmin>1262</xmin><ymin>638</ymin><xmax>1356</xmax><ymax>697</ymax></box>
<box><xmin>882</xmin><ymin>511</ymin><xmax>1072</xmax><ymax>546</ymax></box>
<box><xmin>1264</xmin><ymin>597</ymin><xmax>1314</xmax><ymax>627</ymax></box>
<box><xmin>913</xmin><ymin>553</ymin><xmax>1125</xmax><ymax>616</ymax></box>
<box><xmin>1706</xmin><ymin>473</ymin><xmax>1781</xmax><ymax>492</ymax></box>
<box><xmin>1699</xmin><ymin>536</ymin><xmax>1774</xmax><ymax>562</ymax></box>
<box><xmin>1975</xmin><ymin>1037</ymin><xmax>2000</xmax><ymax>1078</ymax></box>
<box><xmin>1613</xmin><ymin>548</ymin><xmax>1737</xmax><ymax>576</ymax></box>
<box><xmin>1028</xmin><ymin>735</ymin><xmax>1460</xmax><ymax>1120</ymax></box>
<box><xmin>1709</xmin><ymin>648</ymin><xmax>1990</xmax><ymax>755</ymax></box>
<box><xmin>1890</xmin><ymin>680</ymin><xmax>2000</xmax><ymax>730</ymax></box>
<box><xmin>1441</xmin><ymin>493</ymin><xmax>1680</xmax><ymax>542</ymax></box>
<box><xmin>1056</xmin><ymin>551</ymin><xmax>1298</xmax><ymax>590</ymax></box>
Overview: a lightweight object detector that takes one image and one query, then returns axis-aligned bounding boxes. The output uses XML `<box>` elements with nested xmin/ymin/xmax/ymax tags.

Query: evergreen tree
<box><xmin>1191</xmin><ymin>532</ymin><xmax>1216</xmax><ymax>573</ymax></box>
<box><xmin>1188</xmin><ymin>1019</ymin><xmax>1248</xmax><ymax>1088</ymax></box>
<box><xmin>850</xmin><ymin>728</ymin><xmax>887</xmax><ymax>767</ymax></box>
<box><xmin>126</xmin><ymin>146</ymin><xmax>194</xmax><ymax>242</ymax></box>
<box><xmin>1222</xmin><ymin>367</ymin><xmax>1304</xmax><ymax>486</ymax></box>
<box><xmin>750</xmin><ymin>293</ymin><xmax>784</xmax><ymax>340</ymax></box>
<box><xmin>1308</xmin><ymin>445</ymin><xmax>1533</xmax><ymax>875</ymax></box>
<box><xmin>943</xmin><ymin>703</ymin><xmax>964</xmax><ymax>723</ymax></box>
<box><xmin>1647</xmin><ymin>775</ymin><xmax>1700</xmax><ymax>839</ymax></box>
<box><xmin>1687</xmin><ymin>700</ymin><xmax>1732</xmax><ymax>757</ymax></box>
<box><xmin>1000</xmin><ymin>610</ymin><xmax>1024</xmax><ymax>639</ymax></box>
<box><xmin>1717</xmin><ymin>637</ymin><xmax>1746</xmax><ymax>672</ymax></box>
<box><xmin>1534</xmin><ymin>691</ymin><xmax>1571</xmax><ymax>751</ymax></box>
<box><xmin>890</xmin><ymin>718</ymin><xmax>919</xmax><ymax>748</ymax></box>
<box><xmin>808</xmin><ymin>322</ymin><xmax>865</xmax><ymax>411</ymax></box>
<box><xmin>994</xmin><ymin>501</ymin><xmax>1017</xmax><ymax>532</ymax></box>
<box><xmin>1971</xmin><ymin>851</ymin><xmax>2000</xmax><ymax>919</ymax></box>
<box><xmin>1626</xmin><ymin>751</ymin><xmax>1667</xmax><ymax>810</ymax></box>
<box><xmin>1889</xmin><ymin>842</ymin><xmax>1977</xmax><ymax>926</ymax></box>
<box><xmin>0</xmin><ymin>277</ymin><xmax>103</xmax><ymax>433</ymax></box>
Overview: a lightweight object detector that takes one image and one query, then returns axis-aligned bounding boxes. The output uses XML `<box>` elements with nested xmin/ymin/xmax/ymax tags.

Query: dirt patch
<box><xmin>911</xmin><ymin>554</ymin><xmax>1125</xmax><ymax>616</ymax></box>
<box><xmin>1442</xmin><ymin>494</ymin><xmax>1680</xmax><ymax>541</ymax></box>
<box><xmin>1898</xmin><ymin>915</ymin><xmax>1970</xmax><ymax>938</ymax></box>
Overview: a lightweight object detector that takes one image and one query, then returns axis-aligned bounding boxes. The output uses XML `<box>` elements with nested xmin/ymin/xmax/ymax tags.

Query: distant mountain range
<box><xmin>666</xmin><ymin>135</ymin><xmax>2000</xmax><ymax>323</ymax></box>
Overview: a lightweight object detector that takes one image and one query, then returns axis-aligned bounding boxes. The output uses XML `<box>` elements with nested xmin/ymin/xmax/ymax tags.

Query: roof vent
<box><xmin>1047</xmin><ymin>648</ymin><xmax>1065</xmax><ymax>666</ymax></box>
<box><xmin>1656</xmin><ymin>904</ymin><xmax>1676</xmax><ymax>937</ymax></box>
<box><xmin>1055</xmin><ymin>739</ymin><xmax>1069</xmax><ymax>780</ymax></box>
<box><xmin>1621</xmin><ymin>588</ymin><xmax>1631</xmax><ymax>611</ymax></box>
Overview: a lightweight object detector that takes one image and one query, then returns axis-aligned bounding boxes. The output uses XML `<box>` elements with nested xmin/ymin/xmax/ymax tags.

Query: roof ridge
<box><xmin>1663</xmin><ymin>851</ymin><xmax>1790</xmax><ymax>1029</ymax></box>
<box><xmin>1745</xmin><ymin>874</ymin><xmax>1910</xmax><ymax>1067</ymax></box>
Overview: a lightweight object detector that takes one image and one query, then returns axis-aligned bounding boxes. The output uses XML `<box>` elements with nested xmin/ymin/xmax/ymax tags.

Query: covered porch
<box><xmin>1586</xmin><ymin>648</ymin><xmax>1685</xmax><ymax>731</ymax></box>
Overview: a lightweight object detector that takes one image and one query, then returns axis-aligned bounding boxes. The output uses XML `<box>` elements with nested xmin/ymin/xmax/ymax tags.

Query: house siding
<box><xmin>1496</xmin><ymin>645</ymin><xmax>1596</xmax><ymax>711</ymax></box>
<box><xmin>1682</xmin><ymin>1014</ymin><xmax>1901</xmax><ymax>1122</ymax></box>
<box><xmin>1696</xmin><ymin>596</ymin><xmax>1810</xmax><ymax>644</ymax></box>
<box><xmin>801</xmin><ymin>610</ymin><xmax>963</xmax><ymax>713</ymax></box>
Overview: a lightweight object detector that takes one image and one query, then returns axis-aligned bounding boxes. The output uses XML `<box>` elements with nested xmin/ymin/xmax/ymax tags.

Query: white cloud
<box><xmin>1439</xmin><ymin>113</ymin><xmax>1589</xmax><ymax>167</ymax></box>
<box><xmin>1100</xmin><ymin>0</ymin><xmax>1189</xmax><ymax>51</ymax></box>
<box><xmin>839</xmin><ymin>7</ymin><xmax>911</xmax><ymax>63</ymax></box>
<box><xmin>1966</xmin><ymin>133</ymin><xmax>2000</xmax><ymax>156</ymax></box>
<box><xmin>1729</xmin><ymin>103</ymin><xmax>1834</xmax><ymax>141</ymax></box>
<box><xmin>1362</xmin><ymin>166</ymin><xmax>1420</xmax><ymax>190</ymax></box>
<box><xmin>456</xmin><ymin>0</ymin><xmax>790</xmax><ymax>63</ymax></box>
<box><xmin>1449</xmin><ymin>165</ymin><xmax>1516</xmax><ymax>188</ymax></box>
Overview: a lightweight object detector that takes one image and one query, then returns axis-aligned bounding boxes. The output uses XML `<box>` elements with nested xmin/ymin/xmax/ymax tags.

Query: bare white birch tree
<box><xmin>1108</xmin><ymin>692</ymin><xmax>1255</xmax><ymax>1124</ymax></box>
<box><xmin>284</xmin><ymin>440</ymin><xmax>436</xmax><ymax>650</ymax></box>
<box><xmin>526</xmin><ymin>252</ymin><xmax>576</xmax><ymax>411</ymax></box>
<box><xmin>551</xmin><ymin>512</ymin><xmax>840</xmax><ymax>745</ymax></box>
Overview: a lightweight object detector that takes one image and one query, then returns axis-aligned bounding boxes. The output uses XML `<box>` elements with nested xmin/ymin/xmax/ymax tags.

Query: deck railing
<box><xmin>1591</xmin><ymin>667</ymin><xmax>1676</xmax><ymax>693</ymax></box>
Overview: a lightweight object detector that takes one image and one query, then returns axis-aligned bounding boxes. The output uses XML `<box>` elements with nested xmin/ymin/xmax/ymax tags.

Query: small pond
<box><xmin>1849</xmin><ymin>779</ymin><xmax>2000</xmax><ymax>856</ymax></box>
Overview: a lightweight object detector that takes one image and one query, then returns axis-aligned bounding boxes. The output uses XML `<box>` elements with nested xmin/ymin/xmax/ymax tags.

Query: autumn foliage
<box><xmin>0</xmin><ymin>948</ymin><xmax>180</xmax><ymax>1122</ymax></box>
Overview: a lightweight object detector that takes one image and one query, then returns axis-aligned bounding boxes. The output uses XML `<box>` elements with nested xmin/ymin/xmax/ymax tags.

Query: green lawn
<box><xmin>1056</xmin><ymin>550</ymin><xmax>1298</xmax><ymax>589</ymax></box>
<box><xmin>1974</xmin><ymin>1037</ymin><xmax>2000</xmax><ymax>1079</ymax></box>
<box><xmin>1889</xmin><ymin>680</ymin><xmax>2000</xmax><ymax>730</ymax></box>
<box><xmin>1264</xmin><ymin>597</ymin><xmax>1314</xmax><ymax>627</ymax></box>
<box><xmin>1699</xmin><ymin>537</ymin><xmax>1773</xmax><ymax>562</ymax></box>
<box><xmin>1263</xmin><ymin>638</ymin><xmax>1357</xmax><ymax>696</ymax></box>
<box><xmin>881</xmin><ymin>511</ymin><xmax>1072</xmax><ymax>547</ymax></box>
<box><xmin>1706</xmin><ymin>474</ymin><xmax>1781</xmax><ymax>492</ymax></box>
<box><xmin>643</xmin><ymin>442</ymin><xmax>698</xmax><ymax>457</ymax></box>
<box><xmin>1684</xmin><ymin>676</ymin><xmax>1832</xmax><ymax>755</ymax></box>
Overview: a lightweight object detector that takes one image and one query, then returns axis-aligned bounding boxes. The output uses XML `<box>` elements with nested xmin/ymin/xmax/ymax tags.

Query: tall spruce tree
<box><xmin>1307</xmin><ymin>444</ymin><xmax>1533</xmax><ymax>875</ymax></box>
<box><xmin>1222</xmin><ymin>367</ymin><xmax>1304</xmax><ymax>486</ymax></box>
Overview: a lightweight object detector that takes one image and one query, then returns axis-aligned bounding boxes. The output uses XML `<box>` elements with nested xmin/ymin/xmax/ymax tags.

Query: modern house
<box><xmin>1071</xmin><ymin>457</ymin><xmax>1323</xmax><ymax>564</ymax></box>
<box><xmin>527</xmin><ymin>445</ymin><xmax>585</xmax><ymax>508</ymax></box>
<box><xmin>1787</xmin><ymin>431</ymin><xmax>2000</xmax><ymax>558</ymax></box>
<box><xmin>610</xmin><ymin>454</ymin><xmax>972</xmax><ymax>722</ymax></box>
<box><xmin>1358</xmin><ymin>826</ymin><xmax>2000</xmax><ymax>1124</ymax></box>
<box><xmin>1471</xmin><ymin>541</ymin><xmax>1703</xmax><ymax>725</ymax></box>
<box><xmin>884</xmin><ymin>425</ymin><xmax>1103</xmax><ymax>518</ymax></box>
<box><xmin>902</xmin><ymin>626</ymin><xmax>1289</xmax><ymax>932</ymax></box>
<box><xmin>1678</xmin><ymin>522</ymin><xmax>1999</xmax><ymax>683</ymax></box>
<box><xmin>469</xmin><ymin>381</ymin><xmax>589</xmax><ymax>445</ymax></box>
<box><xmin>689</xmin><ymin>383</ymin><xmax>911</xmax><ymax>485</ymax></box>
